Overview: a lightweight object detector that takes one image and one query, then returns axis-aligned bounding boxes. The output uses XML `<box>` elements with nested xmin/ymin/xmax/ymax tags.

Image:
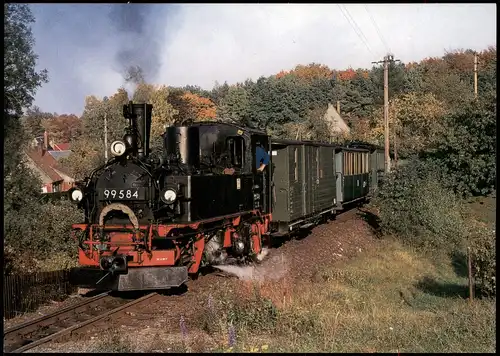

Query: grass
<box><xmin>199</xmin><ymin>238</ymin><xmax>495</xmax><ymax>353</ymax></box>
<box><xmin>90</xmin><ymin>195</ymin><xmax>496</xmax><ymax>353</ymax></box>
<box><xmin>98</xmin><ymin>238</ymin><xmax>491</xmax><ymax>353</ymax></box>
<box><xmin>90</xmin><ymin>241</ymin><xmax>496</xmax><ymax>353</ymax></box>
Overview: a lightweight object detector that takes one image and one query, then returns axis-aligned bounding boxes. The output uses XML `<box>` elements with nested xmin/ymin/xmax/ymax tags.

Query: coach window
<box><xmin>343</xmin><ymin>152</ymin><xmax>347</xmax><ymax>175</ymax></box>
<box><xmin>294</xmin><ymin>147</ymin><xmax>298</xmax><ymax>181</ymax></box>
<box><xmin>227</xmin><ymin>136</ymin><xmax>245</xmax><ymax>168</ymax></box>
<box><xmin>350</xmin><ymin>152</ymin><xmax>353</xmax><ymax>175</ymax></box>
<box><xmin>316</xmin><ymin>148</ymin><xmax>321</xmax><ymax>178</ymax></box>
<box><xmin>348</xmin><ymin>153</ymin><xmax>352</xmax><ymax>175</ymax></box>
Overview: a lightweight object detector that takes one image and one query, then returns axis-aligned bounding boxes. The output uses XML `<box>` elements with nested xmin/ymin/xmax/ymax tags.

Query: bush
<box><xmin>425</xmin><ymin>93</ymin><xmax>496</xmax><ymax>197</ymax></box>
<box><xmin>468</xmin><ymin>220</ymin><xmax>496</xmax><ymax>297</ymax></box>
<box><xmin>4</xmin><ymin>199</ymin><xmax>83</xmax><ymax>274</ymax></box>
<box><xmin>373</xmin><ymin>158</ymin><xmax>467</xmax><ymax>251</ymax></box>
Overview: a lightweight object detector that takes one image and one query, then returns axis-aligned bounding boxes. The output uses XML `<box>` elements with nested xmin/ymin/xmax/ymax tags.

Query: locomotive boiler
<box><xmin>69</xmin><ymin>102</ymin><xmax>272</xmax><ymax>291</ymax></box>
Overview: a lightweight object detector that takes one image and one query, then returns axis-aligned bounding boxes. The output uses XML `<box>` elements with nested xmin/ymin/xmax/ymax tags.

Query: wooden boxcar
<box><xmin>270</xmin><ymin>139</ymin><xmax>385</xmax><ymax>235</ymax></box>
<box><xmin>335</xmin><ymin>147</ymin><xmax>371</xmax><ymax>206</ymax></box>
<box><xmin>271</xmin><ymin>139</ymin><xmax>338</xmax><ymax>234</ymax></box>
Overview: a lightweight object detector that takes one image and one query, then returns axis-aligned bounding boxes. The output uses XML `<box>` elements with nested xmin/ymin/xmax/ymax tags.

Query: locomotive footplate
<box><xmin>70</xmin><ymin>266</ymin><xmax>189</xmax><ymax>291</ymax></box>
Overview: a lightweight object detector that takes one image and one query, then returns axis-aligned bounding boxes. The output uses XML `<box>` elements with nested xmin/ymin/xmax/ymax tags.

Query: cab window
<box><xmin>226</xmin><ymin>136</ymin><xmax>245</xmax><ymax>168</ymax></box>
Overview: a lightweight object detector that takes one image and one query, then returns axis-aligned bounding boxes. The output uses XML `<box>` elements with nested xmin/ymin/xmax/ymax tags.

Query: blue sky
<box><xmin>30</xmin><ymin>3</ymin><xmax>496</xmax><ymax>115</ymax></box>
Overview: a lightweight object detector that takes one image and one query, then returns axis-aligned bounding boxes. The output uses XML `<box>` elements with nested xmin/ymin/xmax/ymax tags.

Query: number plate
<box><xmin>98</xmin><ymin>188</ymin><xmax>145</xmax><ymax>201</ymax></box>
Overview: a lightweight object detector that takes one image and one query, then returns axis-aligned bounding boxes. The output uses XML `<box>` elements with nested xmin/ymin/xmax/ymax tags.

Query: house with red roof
<box><xmin>25</xmin><ymin>131</ymin><xmax>76</xmax><ymax>193</ymax></box>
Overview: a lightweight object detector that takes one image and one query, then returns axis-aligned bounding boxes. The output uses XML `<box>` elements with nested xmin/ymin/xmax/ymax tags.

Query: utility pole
<box><xmin>372</xmin><ymin>54</ymin><xmax>400</xmax><ymax>174</ymax></box>
<box><xmin>104</xmin><ymin>112</ymin><xmax>108</xmax><ymax>162</ymax></box>
<box><xmin>474</xmin><ymin>52</ymin><xmax>478</xmax><ymax>98</ymax></box>
<box><xmin>383</xmin><ymin>56</ymin><xmax>390</xmax><ymax>173</ymax></box>
<box><xmin>393</xmin><ymin>122</ymin><xmax>398</xmax><ymax>168</ymax></box>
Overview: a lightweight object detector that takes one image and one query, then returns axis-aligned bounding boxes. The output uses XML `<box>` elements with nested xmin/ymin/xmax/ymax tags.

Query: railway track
<box><xmin>3</xmin><ymin>292</ymin><xmax>160</xmax><ymax>353</ymax></box>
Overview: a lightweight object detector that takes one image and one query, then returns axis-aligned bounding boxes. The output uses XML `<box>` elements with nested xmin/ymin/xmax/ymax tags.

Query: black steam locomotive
<box><xmin>69</xmin><ymin>102</ymin><xmax>384</xmax><ymax>291</ymax></box>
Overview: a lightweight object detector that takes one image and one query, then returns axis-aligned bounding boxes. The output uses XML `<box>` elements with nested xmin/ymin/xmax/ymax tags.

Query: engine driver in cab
<box><xmin>256</xmin><ymin>144</ymin><xmax>270</xmax><ymax>172</ymax></box>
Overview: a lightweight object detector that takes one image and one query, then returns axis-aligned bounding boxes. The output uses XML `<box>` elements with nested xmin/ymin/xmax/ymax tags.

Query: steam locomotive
<box><xmin>69</xmin><ymin>102</ymin><xmax>384</xmax><ymax>291</ymax></box>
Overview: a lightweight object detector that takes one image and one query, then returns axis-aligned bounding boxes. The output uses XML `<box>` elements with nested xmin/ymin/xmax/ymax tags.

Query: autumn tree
<box><xmin>287</xmin><ymin>63</ymin><xmax>334</xmax><ymax>82</ymax></box>
<box><xmin>42</xmin><ymin>114</ymin><xmax>82</xmax><ymax>143</ymax></box>
<box><xmin>370</xmin><ymin>92</ymin><xmax>448</xmax><ymax>157</ymax></box>
<box><xmin>149</xmin><ymin>85</ymin><xmax>179</xmax><ymax>151</ymax></box>
<box><xmin>60</xmin><ymin>88</ymin><xmax>130</xmax><ymax>177</ymax></box>
<box><xmin>419</xmin><ymin>56</ymin><xmax>474</xmax><ymax>111</ymax></box>
<box><xmin>181</xmin><ymin>85</ymin><xmax>212</xmax><ymax>100</ymax></box>
<box><xmin>477</xmin><ymin>46</ymin><xmax>497</xmax><ymax>97</ymax></box>
<box><xmin>169</xmin><ymin>90</ymin><xmax>217</xmax><ymax>124</ymax></box>
<box><xmin>59</xmin><ymin>136</ymin><xmax>103</xmax><ymax>180</ymax></box>
<box><xmin>132</xmin><ymin>82</ymin><xmax>156</xmax><ymax>103</ymax></box>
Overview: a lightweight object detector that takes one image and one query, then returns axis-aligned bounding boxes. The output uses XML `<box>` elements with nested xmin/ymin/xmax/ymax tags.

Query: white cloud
<box><xmin>31</xmin><ymin>3</ymin><xmax>496</xmax><ymax>114</ymax></box>
<box><xmin>158</xmin><ymin>4</ymin><xmax>496</xmax><ymax>89</ymax></box>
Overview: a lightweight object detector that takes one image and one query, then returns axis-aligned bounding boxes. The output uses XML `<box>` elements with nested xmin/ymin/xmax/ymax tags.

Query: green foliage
<box><xmin>427</xmin><ymin>93</ymin><xmax>497</xmax><ymax>197</ymax></box>
<box><xmin>4</xmin><ymin>4</ymin><xmax>48</xmax><ymax>118</ymax></box>
<box><xmin>403</xmin><ymin>65</ymin><xmax>425</xmax><ymax>93</ymax></box>
<box><xmin>199</xmin><ymin>286</ymin><xmax>279</xmax><ymax>336</ymax></box>
<box><xmin>81</xmin><ymin>89</ymin><xmax>130</xmax><ymax>146</ymax></box>
<box><xmin>3</xmin><ymin>4</ymin><xmax>58</xmax><ymax>274</ymax></box>
<box><xmin>4</xmin><ymin>199</ymin><xmax>83</xmax><ymax>274</ymax></box>
<box><xmin>370</xmin><ymin>61</ymin><xmax>407</xmax><ymax>105</ymax></box>
<box><xmin>209</xmin><ymin>81</ymin><xmax>231</xmax><ymax>106</ymax></box>
<box><xmin>477</xmin><ymin>46</ymin><xmax>497</xmax><ymax>96</ymax></box>
<box><xmin>373</xmin><ymin>159</ymin><xmax>467</xmax><ymax>252</ymax></box>
<box><xmin>217</xmin><ymin>85</ymin><xmax>251</xmax><ymax>125</ymax></box>
<box><xmin>21</xmin><ymin>106</ymin><xmax>54</xmax><ymax>138</ymax></box>
<box><xmin>335</xmin><ymin>70</ymin><xmax>376</xmax><ymax>120</ymax></box>
<box><xmin>469</xmin><ymin>222</ymin><xmax>496</xmax><ymax>297</ymax></box>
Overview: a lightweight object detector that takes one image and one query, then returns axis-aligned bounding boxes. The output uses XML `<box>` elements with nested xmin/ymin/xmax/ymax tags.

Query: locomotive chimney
<box><xmin>123</xmin><ymin>101</ymin><xmax>153</xmax><ymax>159</ymax></box>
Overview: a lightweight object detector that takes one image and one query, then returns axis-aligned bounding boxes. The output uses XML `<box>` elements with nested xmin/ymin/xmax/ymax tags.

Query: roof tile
<box><xmin>26</xmin><ymin>148</ymin><xmax>69</xmax><ymax>182</ymax></box>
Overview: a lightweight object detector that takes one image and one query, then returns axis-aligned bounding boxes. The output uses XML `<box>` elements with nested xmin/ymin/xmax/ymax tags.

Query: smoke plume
<box><xmin>109</xmin><ymin>4</ymin><xmax>161</xmax><ymax>95</ymax></box>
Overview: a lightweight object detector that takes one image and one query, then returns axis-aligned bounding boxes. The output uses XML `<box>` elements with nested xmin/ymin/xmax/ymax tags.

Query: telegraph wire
<box><xmin>337</xmin><ymin>4</ymin><xmax>374</xmax><ymax>56</ymax></box>
<box><xmin>364</xmin><ymin>5</ymin><xmax>390</xmax><ymax>54</ymax></box>
<box><xmin>341</xmin><ymin>5</ymin><xmax>372</xmax><ymax>49</ymax></box>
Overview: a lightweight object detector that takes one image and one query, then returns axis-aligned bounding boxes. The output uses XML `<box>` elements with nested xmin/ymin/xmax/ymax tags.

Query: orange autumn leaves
<box><xmin>275</xmin><ymin>63</ymin><xmax>369</xmax><ymax>82</ymax></box>
<box><xmin>170</xmin><ymin>91</ymin><xmax>217</xmax><ymax>123</ymax></box>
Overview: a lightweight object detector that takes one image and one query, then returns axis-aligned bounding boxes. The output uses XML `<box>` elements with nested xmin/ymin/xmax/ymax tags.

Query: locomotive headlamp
<box><xmin>161</xmin><ymin>189</ymin><xmax>177</xmax><ymax>204</ymax></box>
<box><xmin>110</xmin><ymin>140</ymin><xmax>127</xmax><ymax>156</ymax></box>
<box><xmin>69</xmin><ymin>188</ymin><xmax>83</xmax><ymax>202</ymax></box>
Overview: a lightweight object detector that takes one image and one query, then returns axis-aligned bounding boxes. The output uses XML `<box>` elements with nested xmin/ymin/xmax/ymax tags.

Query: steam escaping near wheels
<box><xmin>256</xmin><ymin>247</ymin><xmax>270</xmax><ymax>262</ymax></box>
<box><xmin>213</xmin><ymin>249</ymin><xmax>287</xmax><ymax>281</ymax></box>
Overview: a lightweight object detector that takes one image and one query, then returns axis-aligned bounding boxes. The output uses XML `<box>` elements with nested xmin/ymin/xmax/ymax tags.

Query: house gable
<box><xmin>323</xmin><ymin>103</ymin><xmax>351</xmax><ymax>136</ymax></box>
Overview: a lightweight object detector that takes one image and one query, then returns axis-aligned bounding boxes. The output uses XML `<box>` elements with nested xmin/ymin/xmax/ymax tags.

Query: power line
<box><xmin>337</xmin><ymin>4</ymin><xmax>374</xmax><ymax>56</ymax></box>
<box><xmin>340</xmin><ymin>5</ymin><xmax>374</xmax><ymax>55</ymax></box>
<box><xmin>342</xmin><ymin>5</ymin><xmax>372</xmax><ymax>48</ymax></box>
<box><xmin>364</xmin><ymin>5</ymin><xmax>390</xmax><ymax>54</ymax></box>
